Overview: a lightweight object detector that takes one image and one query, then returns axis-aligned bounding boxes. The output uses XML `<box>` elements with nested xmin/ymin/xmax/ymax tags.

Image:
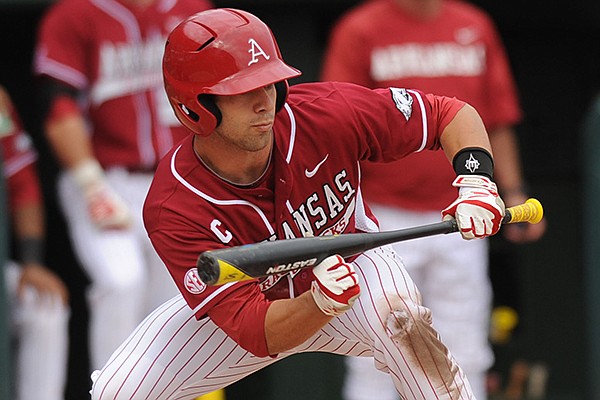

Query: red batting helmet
<box><xmin>163</xmin><ymin>8</ymin><xmax>302</xmax><ymax>136</ymax></box>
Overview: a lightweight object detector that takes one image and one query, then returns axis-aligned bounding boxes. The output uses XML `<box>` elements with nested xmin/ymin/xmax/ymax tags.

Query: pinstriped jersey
<box><xmin>143</xmin><ymin>82</ymin><xmax>464</xmax><ymax>355</ymax></box>
<box><xmin>33</xmin><ymin>0</ymin><xmax>213</xmax><ymax>170</ymax></box>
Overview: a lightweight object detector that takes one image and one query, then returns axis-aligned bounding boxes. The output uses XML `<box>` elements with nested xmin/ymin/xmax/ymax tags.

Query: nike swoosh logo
<box><xmin>305</xmin><ymin>154</ymin><xmax>329</xmax><ymax>178</ymax></box>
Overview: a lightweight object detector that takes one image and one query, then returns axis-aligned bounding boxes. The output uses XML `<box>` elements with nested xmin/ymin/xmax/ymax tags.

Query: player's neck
<box><xmin>193</xmin><ymin>135</ymin><xmax>273</xmax><ymax>186</ymax></box>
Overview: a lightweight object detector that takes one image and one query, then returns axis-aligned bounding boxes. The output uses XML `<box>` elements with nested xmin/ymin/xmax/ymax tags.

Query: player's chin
<box><xmin>243</xmin><ymin>133</ymin><xmax>272</xmax><ymax>152</ymax></box>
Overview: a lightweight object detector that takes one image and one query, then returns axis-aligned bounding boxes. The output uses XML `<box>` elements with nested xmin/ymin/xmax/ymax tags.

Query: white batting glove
<box><xmin>70</xmin><ymin>160</ymin><xmax>131</xmax><ymax>230</ymax></box>
<box><xmin>310</xmin><ymin>255</ymin><xmax>360</xmax><ymax>316</ymax></box>
<box><xmin>442</xmin><ymin>175</ymin><xmax>505</xmax><ymax>239</ymax></box>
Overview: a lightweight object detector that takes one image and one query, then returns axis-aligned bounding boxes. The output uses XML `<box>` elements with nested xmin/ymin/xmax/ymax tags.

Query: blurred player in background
<box><xmin>0</xmin><ymin>123</ymin><xmax>9</xmax><ymax>400</ymax></box>
<box><xmin>91</xmin><ymin>8</ymin><xmax>510</xmax><ymax>399</ymax></box>
<box><xmin>0</xmin><ymin>85</ymin><xmax>70</xmax><ymax>400</ymax></box>
<box><xmin>321</xmin><ymin>0</ymin><xmax>546</xmax><ymax>398</ymax></box>
<box><xmin>32</xmin><ymin>0</ymin><xmax>214</xmax><ymax>376</ymax></box>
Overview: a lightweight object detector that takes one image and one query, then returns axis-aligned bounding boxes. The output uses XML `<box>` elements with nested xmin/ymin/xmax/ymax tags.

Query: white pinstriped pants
<box><xmin>344</xmin><ymin>206</ymin><xmax>492</xmax><ymax>400</ymax></box>
<box><xmin>90</xmin><ymin>246</ymin><xmax>476</xmax><ymax>400</ymax></box>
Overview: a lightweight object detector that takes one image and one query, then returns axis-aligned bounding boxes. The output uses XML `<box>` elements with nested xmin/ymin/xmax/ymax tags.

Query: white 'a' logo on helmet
<box><xmin>248</xmin><ymin>38</ymin><xmax>271</xmax><ymax>66</ymax></box>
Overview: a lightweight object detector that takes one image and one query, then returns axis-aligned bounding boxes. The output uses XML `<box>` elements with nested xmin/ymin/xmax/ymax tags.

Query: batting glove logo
<box><xmin>184</xmin><ymin>268</ymin><xmax>207</xmax><ymax>295</ymax></box>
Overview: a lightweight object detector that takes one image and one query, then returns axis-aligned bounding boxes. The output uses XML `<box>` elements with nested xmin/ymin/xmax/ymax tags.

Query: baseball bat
<box><xmin>197</xmin><ymin>198</ymin><xmax>543</xmax><ymax>286</ymax></box>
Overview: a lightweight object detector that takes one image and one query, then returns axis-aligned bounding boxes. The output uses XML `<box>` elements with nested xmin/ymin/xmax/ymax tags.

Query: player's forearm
<box><xmin>45</xmin><ymin>112</ymin><xmax>96</xmax><ymax>169</ymax></box>
<box><xmin>13</xmin><ymin>202</ymin><xmax>45</xmax><ymax>265</ymax></box>
<box><xmin>13</xmin><ymin>202</ymin><xmax>44</xmax><ymax>240</ymax></box>
<box><xmin>488</xmin><ymin>126</ymin><xmax>527</xmax><ymax>204</ymax></box>
<box><xmin>440</xmin><ymin>103</ymin><xmax>494</xmax><ymax>162</ymax></box>
<box><xmin>264</xmin><ymin>292</ymin><xmax>332</xmax><ymax>354</ymax></box>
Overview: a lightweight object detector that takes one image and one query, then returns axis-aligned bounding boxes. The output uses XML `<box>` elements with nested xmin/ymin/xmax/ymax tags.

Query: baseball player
<box><xmin>320</xmin><ymin>1</ymin><xmax>546</xmax><ymax>398</ymax></box>
<box><xmin>33</xmin><ymin>0</ymin><xmax>213</xmax><ymax>373</ymax></box>
<box><xmin>0</xmin><ymin>85</ymin><xmax>70</xmax><ymax>400</ymax></box>
<box><xmin>90</xmin><ymin>8</ymin><xmax>507</xmax><ymax>399</ymax></box>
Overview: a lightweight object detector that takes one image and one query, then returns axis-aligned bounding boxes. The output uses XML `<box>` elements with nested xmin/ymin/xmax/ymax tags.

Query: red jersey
<box><xmin>0</xmin><ymin>92</ymin><xmax>41</xmax><ymax>211</ymax></box>
<box><xmin>143</xmin><ymin>82</ymin><xmax>464</xmax><ymax>355</ymax></box>
<box><xmin>33</xmin><ymin>0</ymin><xmax>213</xmax><ymax>170</ymax></box>
<box><xmin>321</xmin><ymin>0</ymin><xmax>522</xmax><ymax>210</ymax></box>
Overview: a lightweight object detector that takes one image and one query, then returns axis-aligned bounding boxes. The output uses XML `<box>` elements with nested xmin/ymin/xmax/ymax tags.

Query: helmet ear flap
<box><xmin>197</xmin><ymin>94</ymin><xmax>222</xmax><ymax>136</ymax></box>
<box><xmin>275</xmin><ymin>80</ymin><xmax>288</xmax><ymax>112</ymax></box>
<box><xmin>197</xmin><ymin>82</ymin><xmax>288</xmax><ymax>136</ymax></box>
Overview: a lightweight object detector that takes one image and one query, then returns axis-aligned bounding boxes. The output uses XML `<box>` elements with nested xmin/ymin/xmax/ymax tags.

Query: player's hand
<box><xmin>18</xmin><ymin>263</ymin><xmax>69</xmax><ymax>305</ymax></box>
<box><xmin>500</xmin><ymin>190</ymin><xmax>547</xmax><ymax>243</ymax></box>
<box><xmin>442</xmin><ymin>174</ymin><xmax>505</xmax><ymax>239</ymax></box>
<box><xmin>310</xmin><ymin>255</ymin><xmax>360</xmax><ymax>316</ymax></box>
<box><xmin>71</xmin><ymin>159</ymin><xmax>131</xmax><ymax>230</ymax></box>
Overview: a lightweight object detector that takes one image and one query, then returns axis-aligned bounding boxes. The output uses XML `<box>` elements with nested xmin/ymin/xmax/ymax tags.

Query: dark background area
<box><xmin>1</xmin><ymin>0</ymin><xmax>599</xmax><ymax>399</ymax></box>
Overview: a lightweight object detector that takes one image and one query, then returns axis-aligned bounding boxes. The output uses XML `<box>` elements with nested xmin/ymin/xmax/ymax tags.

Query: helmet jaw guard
<box><xmin>163</xmin><ymin>8</ymin><xmax>302</xmax><ymax>136</ymax></box>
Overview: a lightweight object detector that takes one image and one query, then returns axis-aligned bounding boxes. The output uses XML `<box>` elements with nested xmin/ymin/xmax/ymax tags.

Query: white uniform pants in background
<box><xmin>5</xmin><ymin>261</ymin><xmax>70</xmax><ymax>400</ymax></box>
<box><xmin>344</xmin><ymin>205</ymin><xmax>492</xmax><ymax>400</ymax></box>
<box><xmin>90</xmin><ymin>246</ymin><xmax>476</xmax><ymax>400</ymax></box>
<box><xmin>57</xmin><ymin>168</ymin><xmax>179</xmax><ymax>370</ymax></box>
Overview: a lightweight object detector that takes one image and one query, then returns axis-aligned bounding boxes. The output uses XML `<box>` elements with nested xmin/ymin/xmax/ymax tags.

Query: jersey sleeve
<box><xmin>0</xmin><ymin>90</ymin><xmax>41</xmax><ymax>213</ymax></box>
<box><xmin>5</xmin><ymin>166</ymin><xmax>42</xmax><ymax>213</ymax></box>
<box><xmin>479</xmin><ymin>15</ymin><xmax>522</xmax><ymax>129</ymax></box>
<box><xmin>310</xmin><ymin>83</ymin><xmax>466</xmax><ymax>164</ymax></box>
<box><xmin>34</xmin><ymin>1</ymin><xmax>89</xmax><ymax>89</ymax></box>
<box><xmin>148</xmin><ymin>226</ymin><xmax>272</xmax><ymax>357</ymax></box>
<box><xmin>320</xmin><ymin>13</ymin><xmax>373</xmax><ymax>86</ymax></box>
<box><xmin>207</xmin><ymin>282</ymin><xmax>271</xmax><ymax>357</ymax></box>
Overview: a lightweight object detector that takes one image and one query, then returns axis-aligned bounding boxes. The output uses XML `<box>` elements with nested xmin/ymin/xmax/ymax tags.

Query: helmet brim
<box><xmin>207</xmin><ymin>60</ymin><xmax>302</xmax><ymax>95</ymax></box>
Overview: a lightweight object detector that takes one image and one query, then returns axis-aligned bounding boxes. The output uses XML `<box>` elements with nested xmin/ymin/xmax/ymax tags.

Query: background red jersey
<box><xmin>0</xmin><ymin>93</ymin><xmax>41</xmax><ymax>211</ymax></box>
<box><xmin>33</xmin><ymin>0</ymin><xmax>213</xmax><ymax>170</ymax></box>
<box><xmin>322</xmin><ymin>0</ymin><xmax>522</xmax><ymax>210</ymax></box>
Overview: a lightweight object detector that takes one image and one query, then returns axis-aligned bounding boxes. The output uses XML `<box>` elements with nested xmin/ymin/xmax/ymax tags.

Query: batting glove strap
<box><xmin>70</xmin><ymin>159</ymin><xmax>132</xmax><ymax>230</ymax></box>
<box><xmin>442</xmin><ymin>174</ymin><xmax>505</xmax><ymax>240</ymax></box>
<box><xmin>311</xmin><ymin>255</ymin><xmax>360</xmax><ymax>316</ymax></box>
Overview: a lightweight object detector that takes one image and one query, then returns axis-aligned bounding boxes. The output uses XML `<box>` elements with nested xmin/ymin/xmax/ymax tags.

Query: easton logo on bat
<box><xmin>266</xmin><ymin>258</ymin><xmax>319</xmax><ymax>275</ymax></box>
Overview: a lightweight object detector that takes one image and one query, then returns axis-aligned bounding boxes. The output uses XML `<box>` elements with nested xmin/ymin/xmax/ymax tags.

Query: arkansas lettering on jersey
<box><xmin>33</xmin><ymin>0</ymin><xmax>213</xmax><ymax>169</ymax></box>
<box><xmin>143</xmin><ymin>82</ymin><xmax>465</xmax><ymax>350</ymax></box>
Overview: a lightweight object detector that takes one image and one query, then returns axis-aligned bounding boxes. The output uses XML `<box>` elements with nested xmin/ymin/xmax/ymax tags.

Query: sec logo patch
<box><xmin>184</xmin><ymin>268</ymin><xmax>206</xmax><ymax>295</ymax></box>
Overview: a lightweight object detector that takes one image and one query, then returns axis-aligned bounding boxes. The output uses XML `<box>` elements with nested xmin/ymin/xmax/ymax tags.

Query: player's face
<box><xmin>213</xmin><ymin>84</ymin><xmax>277</xmax><ymax>152</ymax></box>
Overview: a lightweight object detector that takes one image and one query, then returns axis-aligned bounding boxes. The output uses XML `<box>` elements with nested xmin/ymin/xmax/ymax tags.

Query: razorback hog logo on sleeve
<box><xmin>390</xmin><ymin>87</ymin><xmax>413</xmax><ymax>120</ymax></box>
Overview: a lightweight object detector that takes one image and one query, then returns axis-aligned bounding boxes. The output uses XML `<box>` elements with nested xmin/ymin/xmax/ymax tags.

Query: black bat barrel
<box><xmin>196</xmin><ymin>220</ymin><xmax>458</xmax><ymax>285</ymax></box>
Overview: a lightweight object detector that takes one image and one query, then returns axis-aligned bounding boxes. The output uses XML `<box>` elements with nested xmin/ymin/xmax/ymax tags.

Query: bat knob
<box><xmin>196</xmin><ymin>254</ymin><xmax>220</xmax><ymax>286</ymax></box>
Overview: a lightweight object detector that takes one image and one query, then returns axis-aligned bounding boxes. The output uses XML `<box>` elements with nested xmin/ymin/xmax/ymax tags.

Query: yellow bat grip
<box><xmin>504</xmin><ymin>198</ymin><xmax>544</xmax><ymax>224</ymax></box>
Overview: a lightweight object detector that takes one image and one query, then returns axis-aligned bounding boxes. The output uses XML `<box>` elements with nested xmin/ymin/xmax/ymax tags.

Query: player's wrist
<box><xmin>310</xmin><ymin>281</ymin><xmax>350</xmax><ymax>316</ymax></box>
<box><xmin>18</xmin><ymin>236</ymin><xmax>44</xmax><ymax>265</ymax></box>
<box><xmin>452</xmin><ymin>147</ymin><xmax>494</xmax><ymax>179</ymax></box>
<box><xmin>452</xmin><ymin>174</ymin><xmax>498</xmax><ymax>194</ymax></box>
<box><xmin>70</xmin><ymin>158</ymin><xmax>105</xmax><ymax>189</ymax></box>
<box><xmin>501</xmin><ymin>183</ymin><xmax>530</xmax><ymax>200</ymax></box>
